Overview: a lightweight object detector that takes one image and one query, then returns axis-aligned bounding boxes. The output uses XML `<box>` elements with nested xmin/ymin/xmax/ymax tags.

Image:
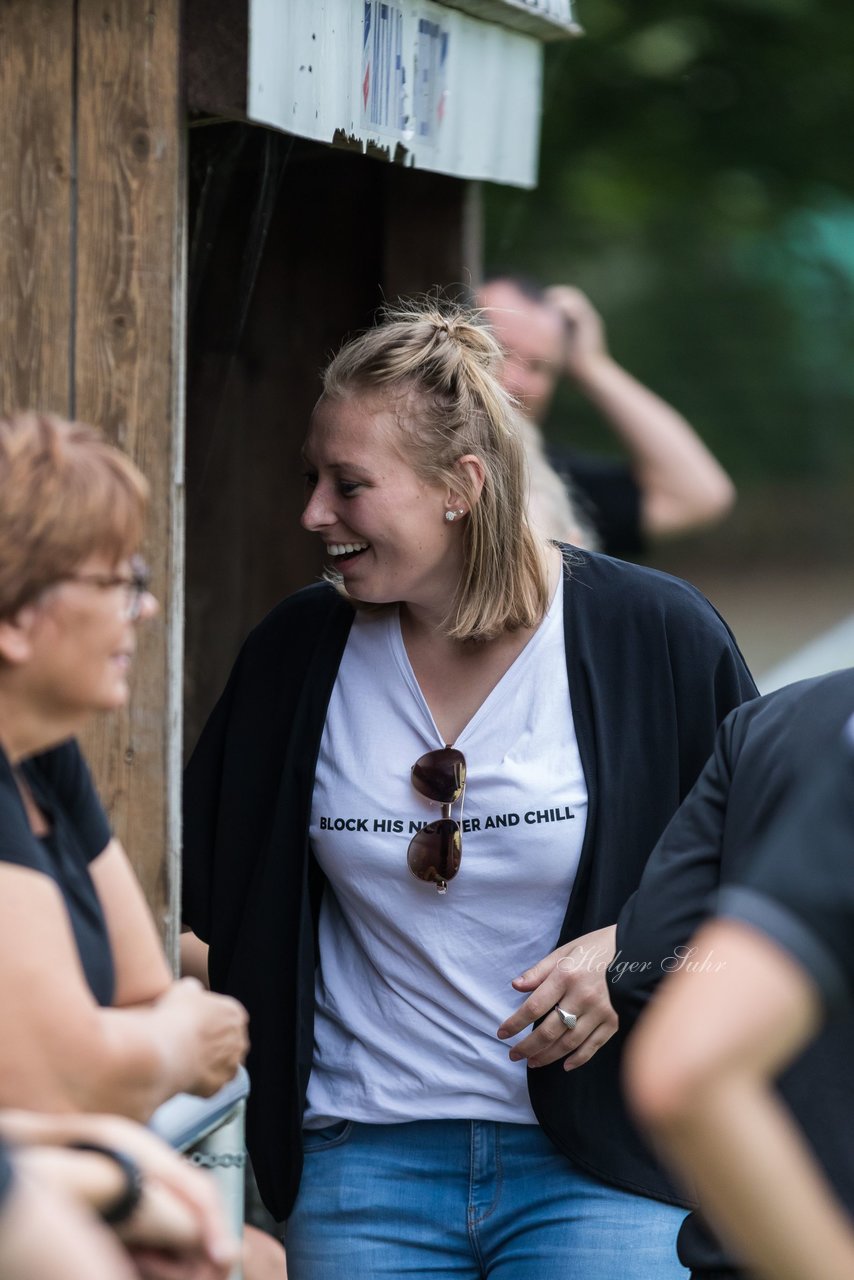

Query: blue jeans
<box><xmin>286</xmin><ymin>1120</ymin><xmax>688</xmax><ymax>1278</ymax></box>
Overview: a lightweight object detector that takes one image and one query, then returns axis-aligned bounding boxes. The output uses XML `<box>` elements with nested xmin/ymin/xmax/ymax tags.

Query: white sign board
<box><xmin>438</xmin><ymin>0</ymin><xmax>580</xmax><ymax>40</ymax></box>
<box><xmin>248</xmin><ymin>0</ymin><xmax>546</xmax><ymax>187</ymax></box>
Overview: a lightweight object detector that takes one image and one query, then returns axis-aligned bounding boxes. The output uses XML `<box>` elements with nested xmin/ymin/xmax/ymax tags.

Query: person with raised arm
<box><xmin>477</xmin><ymin>277</ymin><xmax>735</xmax><ymax>556</ymax></box>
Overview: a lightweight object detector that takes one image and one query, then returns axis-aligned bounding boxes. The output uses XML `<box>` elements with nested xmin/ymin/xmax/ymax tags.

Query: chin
<box><xmin>97</xmin><ymin>680</ymin><xmax>131</xmax><ymax>711</ymax></box>
<box><xmin>338</xmin><ymin>574</ymin><xmax>390</xmax><ymax>604</ymax></box>
<box><xmin>347</xmin><ymin>586</ymin><xmax>398</xmax><ymax>607</ymax></box>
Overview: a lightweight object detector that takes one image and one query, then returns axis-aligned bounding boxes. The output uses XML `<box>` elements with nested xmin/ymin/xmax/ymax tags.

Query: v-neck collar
<box><xmin>388</xmin><ymin>572</ymin><xmax>564</xmax><ymax>750</ymax></box>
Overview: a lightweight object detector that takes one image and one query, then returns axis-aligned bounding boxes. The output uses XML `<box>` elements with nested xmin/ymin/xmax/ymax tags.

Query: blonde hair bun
<box><xmin>319</xmin><ymin>295</ymin><xmax>549</xmax><ymax>640</ymax></box>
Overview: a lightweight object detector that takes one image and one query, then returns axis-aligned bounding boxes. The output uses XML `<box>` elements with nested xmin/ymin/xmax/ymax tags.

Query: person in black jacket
<box><xmin>183</xmin><ymin>299</ymin><xmax>756</xmax><ymax>1279</ymax></box>
<box><xmin>617</xmin><ymin>668</ymin><xmax>854</xmax><ymax>1279</ymax></box>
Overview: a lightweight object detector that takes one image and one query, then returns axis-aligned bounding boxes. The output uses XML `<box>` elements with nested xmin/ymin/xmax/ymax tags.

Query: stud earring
<box><xmin>444</xmin><ymin>508</ymin><xmax>465</xmax><ymax>523</ymax></box>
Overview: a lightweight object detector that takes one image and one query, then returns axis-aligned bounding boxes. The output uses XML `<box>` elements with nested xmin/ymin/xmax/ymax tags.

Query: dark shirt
<box><xmin>613</xmin><ymin>670</ymin><xmax>854</xmax><ymax>1279</ymax></box>
<box><xmin>0</xmin><ymin>1140</ymin><xmax>12</xmax><ymax>1214</ymax></box>
<box><xmin>719</xmin><ymin>711</ymin><xmax>854</xmax><ymax>1011</ymax></box>
<box><xmin>548</xmin><ymin>447</ymin><xmax>644</xmax><ymax>558</ymax></box>
<box><xmin>0</xmin><ymin>740</ymin><xmax>114</xmax><ymax>1006</ymax></box>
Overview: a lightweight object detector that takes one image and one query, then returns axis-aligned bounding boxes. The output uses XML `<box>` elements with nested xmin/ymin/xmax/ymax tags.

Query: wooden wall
<box><xmin>184</xmin><ymin>131</ymin><xmax>476</xmax><ymax>752</ymax></box>
<box><xmin>0</xmin><ymin>0</ymin><xmax>184</xmax><ymax>956</ymax></box>
<box><xmin>1</xmin><ymin>1</ymin><xmax>476</xmax><ymax>953</ymax></box>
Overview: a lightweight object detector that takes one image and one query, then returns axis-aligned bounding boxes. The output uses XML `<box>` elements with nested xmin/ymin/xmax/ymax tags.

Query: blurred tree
<box><xmin>484</xmin><ymin>0</ymin><xmax>854</xmax><ymax>489</ymax></box>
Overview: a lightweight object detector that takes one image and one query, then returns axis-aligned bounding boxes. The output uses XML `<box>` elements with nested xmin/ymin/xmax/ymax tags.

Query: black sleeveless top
<box><xmin>0</xmin><ymin>740</ymin><xmax>114</xmax><ymax>1005</ymax></box>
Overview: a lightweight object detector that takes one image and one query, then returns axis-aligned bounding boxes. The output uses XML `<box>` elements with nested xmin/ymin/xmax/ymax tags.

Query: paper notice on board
<box><xmin>361</xmin><ymin>2</ymin><xmax>407</xmax><ymax>134</ymax></box>
<box><xmin>415</xmin><ymin>16</ymin><xmax>449</xmax><ymax>144</ymax></box>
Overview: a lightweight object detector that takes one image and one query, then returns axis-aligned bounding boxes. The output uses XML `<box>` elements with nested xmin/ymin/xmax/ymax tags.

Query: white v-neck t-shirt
<box><xmin>304</xmin><ymin>574</ymin><xmax>588</xmax><ymax>1126</ymax></box>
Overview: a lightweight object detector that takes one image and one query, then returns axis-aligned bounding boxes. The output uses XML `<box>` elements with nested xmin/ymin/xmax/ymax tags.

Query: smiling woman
<box><xmin>0</xmin><ymin>412</ymin><xmax>248</xmax><ymax>1131</ymax></box>
<box><xmin>301</xmin><ymin>391</ymin><xmax>483</xmax><ymax>623</ymax></box>
<box><xmin>183</xmin><ymin>299</ymin><xmax>758</xmax><ymax>1279</ymax></box>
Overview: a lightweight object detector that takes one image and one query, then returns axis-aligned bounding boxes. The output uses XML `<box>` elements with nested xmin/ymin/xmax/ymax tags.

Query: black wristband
<box><xmin>68</xmin><ymin>1141</ymin><xmax>144</xmax><ymax>1226</ymax></box>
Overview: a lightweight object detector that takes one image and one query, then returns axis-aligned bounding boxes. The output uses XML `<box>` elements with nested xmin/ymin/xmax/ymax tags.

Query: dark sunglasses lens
<box><xmin>411</xmin><ymin>748</ymin><xmax>466</xmax><ymax>805</ymax></box>
<box><xmin>407</xmin><ymin>820</ymin><xmax>462</xmax><ymax>889</ymax></box>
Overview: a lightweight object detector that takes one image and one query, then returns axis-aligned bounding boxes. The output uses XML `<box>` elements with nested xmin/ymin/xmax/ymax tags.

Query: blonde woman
<box><xmin>184</xmin><ymin>302</ymin><xmax>756</xmax><ymax>1279</ymax></box>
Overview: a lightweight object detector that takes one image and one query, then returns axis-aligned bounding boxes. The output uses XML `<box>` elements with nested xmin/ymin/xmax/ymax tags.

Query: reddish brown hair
<box><xmin>0</xmin><ymin>411</ymin><xmax>149</xmax><ymax>619</ymax></box>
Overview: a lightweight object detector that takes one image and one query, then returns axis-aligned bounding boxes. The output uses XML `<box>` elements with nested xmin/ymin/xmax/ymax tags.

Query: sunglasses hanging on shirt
<box><xmin>407</xmin><ymin>746</ymin><xmax>467</xmax><ymax>894</ymax></box>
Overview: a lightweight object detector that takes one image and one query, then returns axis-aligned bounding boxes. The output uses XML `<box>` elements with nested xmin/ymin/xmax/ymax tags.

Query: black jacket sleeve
<box><xmin>719</xmin><ymin>719</ymin><xmax>854</xmax><ymax>1014</ymax></box>
<box><xmin>612</xmin><ymin>713</ymin><xmax>737</xmax><ymax>1024</ymax></box>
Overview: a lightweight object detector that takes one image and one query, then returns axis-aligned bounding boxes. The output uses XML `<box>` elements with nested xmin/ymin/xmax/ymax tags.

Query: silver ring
<box><xmin>554</xmin><ymin>1005</ymin><xmax>578</xmax><ymax>1031</ymax></box>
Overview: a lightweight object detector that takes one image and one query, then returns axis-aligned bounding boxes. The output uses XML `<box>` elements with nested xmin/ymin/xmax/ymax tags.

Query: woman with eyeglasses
<box><xmin>183</xmin><ymin>301</ymin><xmax>757</xmax><ymax>1280</ymax></box>
<box><xmin>0</xmin><ymin>411</ymin><xmax>248</xmax><ymax>1126</ymax></box>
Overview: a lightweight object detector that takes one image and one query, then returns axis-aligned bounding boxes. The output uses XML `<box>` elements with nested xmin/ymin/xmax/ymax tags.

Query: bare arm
<box><xmin>546</xmin><ymin>286</ymin><xmax>736</xmax><ymax>539</ymax></box>
<box><xmin>0</xmin><ymin>1162</ymin><xmax>135</xmax><ymax>1280</ymax></box>
<box><xmin>626</xmin><ymin>918</ymin><xmax>854</xmax><ymax>1280</ymax></box>
<box><xmin>3</xmin><ymin>1111</ymin><xmax>276</xmax><ymax>1278</ymax></box>
<box><xmin>180</xmin><ymin>930</ymin><xmax>211</xmax><ymax>988</ymax></box>
<box><xmin>91</xmin><ymin>838</ymin><xmax>174</xmax><ymax>1005</ymax></box>
<box><xmin>1</xmin><ymin>1110</ymin><xmax>237</xmax><ymax>1277</ymax></box>
<box><xmin>0</xmin><ymin>863</ymin><xmax>248</xmax><ymax>1120</ymax></box>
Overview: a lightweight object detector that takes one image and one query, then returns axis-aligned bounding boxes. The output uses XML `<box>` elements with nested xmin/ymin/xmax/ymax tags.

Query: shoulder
<box><xmin>242</xmin><ymin>581</ymin><xmax>352</xmax><ymax>657</ymax></box>
<box><xmin>561</xmin><ymin>546</ymin><xmax>726</xmax><ymax>629</ymax></box>
<box><xmin>26</xmin><ymin>738</ymin><xmax>92</xmax><ymax>798</ymax></box>
<box><xmin>719</xmin><ymin>667</ymin><xmax>854</xmax><ymax>760</ymax></box>
<box><xmin>193</xmin><ymin>582</ymin><xmax>354</xmax><ymax>743</ymax></box>
<box><xmin>24</xmin><ymin>740</ymin><xmax>111</xmax><ymax>862</ymax></box>
<box><xmin>0</xmin><ymin>748</ymin><xmax>43</xmax><ymax>870</ymax></box>
<box><xmin>222</xmin><ymin>582</ymin><xmax>353</xmax><ymax>695</ymax></box>
<box><xmin>0</xmin><ymin>747</ymin><xmax>32</xmax><ymax>860</ymax></box>
<box><xmin>559</xmin><ymin>547</ymin><xmax>757</xmax><ymax>720</ymax></box>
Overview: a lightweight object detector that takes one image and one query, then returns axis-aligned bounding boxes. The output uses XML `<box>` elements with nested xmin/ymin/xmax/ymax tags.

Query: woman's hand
<box><xmin>154</xmin><ymin>979</ymin><xmax>249</xmax><ymax>1098</ymax></box>
<box><xmin>497</xmin><ymin>925</ymin><xmax>619</xmax><ymax>1071</ymax></box>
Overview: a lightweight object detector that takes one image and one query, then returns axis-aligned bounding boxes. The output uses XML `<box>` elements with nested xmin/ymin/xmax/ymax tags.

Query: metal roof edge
<box><xmin>435</xmin><ymin>0</ymin><xmax>583</xmax><ymax>42</ymax></box>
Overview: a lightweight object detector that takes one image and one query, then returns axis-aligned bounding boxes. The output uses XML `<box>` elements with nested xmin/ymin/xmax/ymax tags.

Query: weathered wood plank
<box><xmin>382</xmin><ymin>165</ymin><xmax>471</xmax><ymax>300</ymax></box>
<box><xmin>74</xmin><ymin>0</ymin><xmax>185</xmax><ymax>957</ymax></box>
<box><xmin>184</xmin><ymin>135</ymin><xmax>383</xmax><ymax>750</ymax></box>
<box><xmin>0</xmin><ymin>0</ymin><xmax>74</xmax><ymax>414</ymax></box>
<box><xmin>185</xmin><ymin>0</ymin><xmax>248</xmax><ymax>119</ymax></box>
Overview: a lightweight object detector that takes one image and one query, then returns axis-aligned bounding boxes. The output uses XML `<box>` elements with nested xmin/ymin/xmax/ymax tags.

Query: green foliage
<box><xmin>484</xmin><ymin>0</ymin><xmax>854</xmax><ymax>485</ymax></box>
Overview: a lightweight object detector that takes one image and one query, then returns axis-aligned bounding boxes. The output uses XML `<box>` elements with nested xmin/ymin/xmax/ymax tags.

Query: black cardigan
<box><xmin>183</xmin><ymin>550</ymin><xmax>757</xmax><ymax>1220</ymax></box>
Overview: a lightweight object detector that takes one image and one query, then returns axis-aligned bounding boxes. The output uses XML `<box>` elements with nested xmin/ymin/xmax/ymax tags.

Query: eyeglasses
<box><xmin>61</xmin><ymin>555</ymin><xmax>152</xmax><ymax>621</ymax></box>
<box><xmin>407</xmin><ymin>746</ymin><xmax>467</xmax><ymax>894</ymax></box>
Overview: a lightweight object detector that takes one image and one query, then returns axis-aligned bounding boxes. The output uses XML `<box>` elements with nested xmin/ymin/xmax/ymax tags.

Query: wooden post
<box><xmin>0</xmin><ymin>0</ymin><xmax>185</xmax><ymax>959</ymax></box>
<box><xmin>383</xmin><ymin>166</ymin><xmax>476</xmax><ymax>300</ymax></box>
<box><xmin>75</xmin><ymin>0</ymin><xmax>185</xmax><ymax>960</ymax></box>
<box><xmin>0</xmin><ymin>1</ymin><xmax>74</xmax><ymax>413</ymax></box>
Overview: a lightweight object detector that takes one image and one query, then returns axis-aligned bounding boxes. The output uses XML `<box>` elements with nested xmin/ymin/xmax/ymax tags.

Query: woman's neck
<box><xmin>397</xmin><ymin>544</ymin><xmax>562</xmax><ymax>746</ymax></box>
<box><xmin>0</xmin><ymin>686</ymin><xmax>83</xmax><ymax>763</ymax></box>
<box><xmin>399</xmin><ymin>541</ymin><xmax>560</xmax><ymax>651</ymax></box>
